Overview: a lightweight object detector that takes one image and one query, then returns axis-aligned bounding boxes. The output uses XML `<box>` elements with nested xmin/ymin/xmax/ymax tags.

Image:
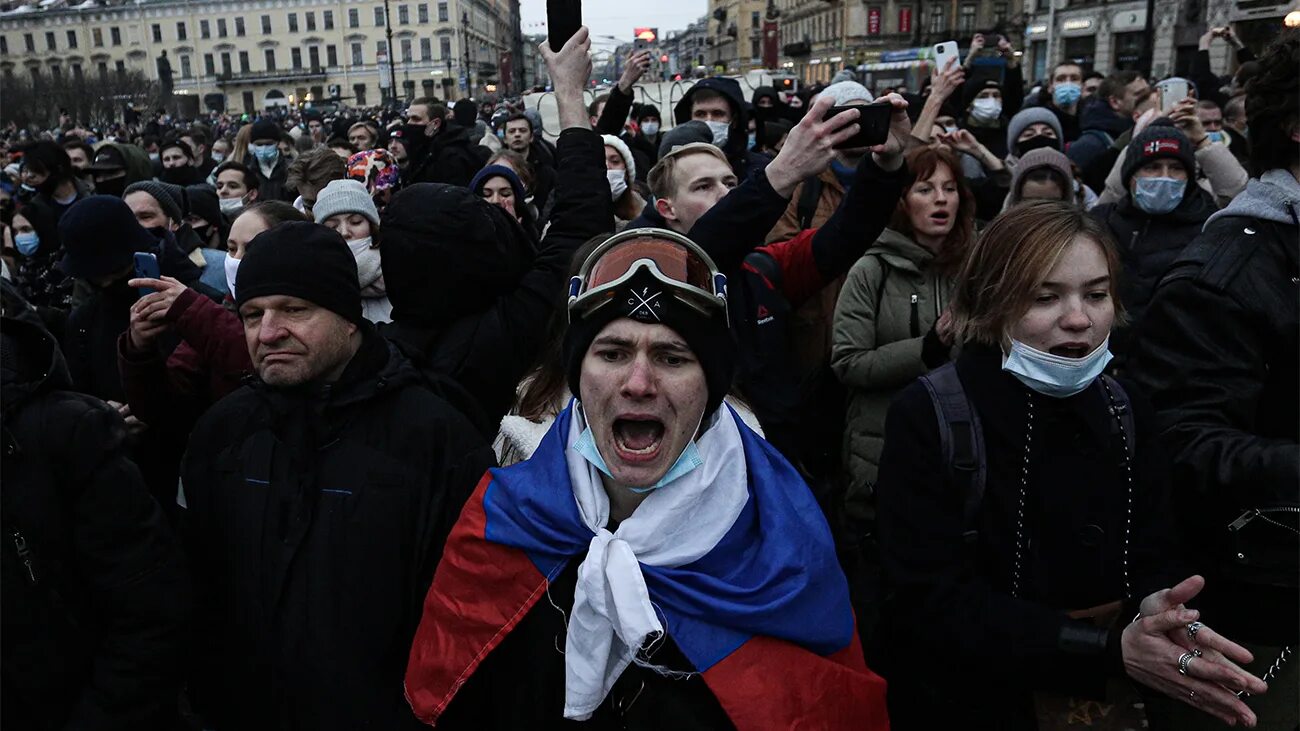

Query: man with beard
<box><xmin>397</xmin><ymin>97</ymin><xmax>487</xmax><ymax>186</ymax></box>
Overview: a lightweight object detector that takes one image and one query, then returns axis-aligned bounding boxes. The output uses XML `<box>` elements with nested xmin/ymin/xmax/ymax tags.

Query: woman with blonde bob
<box><xmin>870</xmin><ymin>200</ymin><xmax>1268</xmax><ymax>729</ymax></box>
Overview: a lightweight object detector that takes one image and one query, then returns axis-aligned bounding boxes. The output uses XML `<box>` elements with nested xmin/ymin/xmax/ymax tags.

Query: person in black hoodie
<box><xmin>673</xmin><ymin>77</ymin><xmax>769</xmax><ymax>181</ymax></box>
<box><xmin>7</xmin><ymin>201</ymin><xmax>73</xmax><ymax>320</ymax></box>
<box><xmin>379</xmin><ymin>72</ymin><xmax>613</xmax><ymax>434</ymax></box>
<box><xmin>1068</xmin><ymin>71</ymin><xmax>1149</xmax><ymax>192</ymax></box>
<box><xmin>1088</xmin><ymin>125</ymin><xmax>1215</xmax><ymax>359</ymax></box>
<box><xmin>179</xmin><ymin>223</ymin><xmax>495</xmax><ymax>730</ymax></box>
<box><xmin>398</xmin><ymin>98</ymin><xmax>487</xmax><ymax>187</ymax></box>
<box><xmin>1</xmin><ymin>280</ymin><xmax>191</xmax><ymax>730</ymax></box>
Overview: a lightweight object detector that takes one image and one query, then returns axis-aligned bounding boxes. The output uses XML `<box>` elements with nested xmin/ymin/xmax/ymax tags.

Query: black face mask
<box><xmin>1016</xmin><ymin>135</ymin><xmax>1059</xmax><ymax>157</ymax></box>
<box><xmin>400</xmin><ymin>124</ymin><xmax>432</xmax><ymax>154</ymax></box>
<box><xmin>94</xmin><ymin>176</ymin><xmax>127</xmax><ymax>198</ymax></box>
<box><xmin>160</xmin><ymin>166</ymin><xmax>199</xmax><ymax>186</ymax></box>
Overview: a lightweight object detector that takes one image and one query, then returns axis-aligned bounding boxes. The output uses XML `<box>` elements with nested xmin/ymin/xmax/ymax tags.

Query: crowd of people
<box><xmin>0</xmin><ymin>19</ymin><xmax>1295</xmax><ymax>731</ymax></box>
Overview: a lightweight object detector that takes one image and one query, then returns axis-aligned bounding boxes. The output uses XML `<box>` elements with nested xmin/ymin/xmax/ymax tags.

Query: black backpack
<box><xmin>918</xmin><ymin>362</ymin><xmax>1136</xmax><ymax>543</ymax></box>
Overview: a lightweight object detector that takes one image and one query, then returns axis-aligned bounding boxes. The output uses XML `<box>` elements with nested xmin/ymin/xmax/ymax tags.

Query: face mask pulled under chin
<box><xmin>1002</xmin><ymin>337</ymin><xmax>1113</xmax><ymax>398</ymax></box>
<box><xmin>573</xmin><ymin>408</ymin><xmax>705</xmax><ymax>494</ymax></box>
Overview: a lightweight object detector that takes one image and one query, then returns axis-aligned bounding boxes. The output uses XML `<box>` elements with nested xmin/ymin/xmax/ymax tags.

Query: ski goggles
<box><xmin>567</xmin><ymin>228</ymin><xmax>729</xmax><ymax>324</ymax></box>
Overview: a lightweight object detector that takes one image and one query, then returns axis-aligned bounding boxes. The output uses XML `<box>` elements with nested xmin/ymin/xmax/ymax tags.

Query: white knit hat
<box><xmin>818</xmin><ymin>81</ymin><xmax>874</xmax><ymax>106</ymax></box>
<box><xmin>313</xmin><ymin>178</ymin><xmax>380</xmax><ymax>228</ymax></box>
<box><xmin>601</xmin><ymin>134</ymin><xmax>636</xmax><ymax>181</ymax></box>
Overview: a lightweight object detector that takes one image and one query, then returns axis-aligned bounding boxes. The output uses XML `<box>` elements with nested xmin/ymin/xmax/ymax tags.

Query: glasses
<box><xmin>568</xmin><ymin>228</ymin><xmax>728</xmax><ymax>323</ymax></box>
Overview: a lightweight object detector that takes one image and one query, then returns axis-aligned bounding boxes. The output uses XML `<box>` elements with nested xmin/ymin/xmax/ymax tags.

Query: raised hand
<box><xmin>870</xmin><ymin>93</ymin><xmax>911</xmax><ymax>169</ymax></box>
<box><xmin>765</xmin><ymin>94</ymin><xmax>863</xmax><ymax>197</ymax></box>
<box><xmin>619</xmin><ymin>50</ymin><xmax>652</xmax><ymax>93</ymax></box>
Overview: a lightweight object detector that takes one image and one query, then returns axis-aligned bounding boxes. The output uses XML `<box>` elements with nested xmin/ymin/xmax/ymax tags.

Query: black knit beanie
<box><xmin>1122</xmin><ymin>125</ymin><xmax>1196</xmax><ymax>186</ymax></box>
<box><xmin>563</xmin><ymin>266</ymin><xmax>734</xmax><ymax>420</ymax></box>
<box><xmin>234</xmin><ymin>221</ymin><xmax>363</xmax><ymax>324</ymax></box>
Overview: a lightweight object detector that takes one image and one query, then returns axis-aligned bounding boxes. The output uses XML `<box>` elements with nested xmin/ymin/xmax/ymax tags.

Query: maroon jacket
<box><xmin>118</xmin><ymin>287</ymin><xmax>250</xmax><ymax>428</ymax></box>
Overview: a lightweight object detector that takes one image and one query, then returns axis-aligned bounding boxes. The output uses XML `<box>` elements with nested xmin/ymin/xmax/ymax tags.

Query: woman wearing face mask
<box><xmin>872</xmin><ymin>200</ymin><xmax>1269</xmax><ymax>730</ymax></box>
<box><xmin>831</xmin><ymin>146</ymin><xmax>974</xmax><ymax>533</ymax></box>
<box><xmin>1087</xmin><ymin>126</ymin><xmax>1218</xmax><ymax>360</ymax></box>
<box><xmin>312</xmin><ymin>178</ymin><xmax>391</xmax><ymax>323</ymax></box>
<box><xmin>6</xmin><ymin>203</ymin><xmax>73</xmax><ymax>313</ymax></box>
<box><xmin>602</xmin><ymin>135</ymin><xmax>645</xmax><ymax>229</ymax></box>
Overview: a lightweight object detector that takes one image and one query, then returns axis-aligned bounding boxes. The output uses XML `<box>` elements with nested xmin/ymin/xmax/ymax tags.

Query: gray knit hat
<box><xmin>1006</xmin><ymin>107</ymin><xmax>1064</xmax><ymax>154</ymax></box>
<box><xmin>818</xmin><ymin>80</ymin><xmax>874</xmax><ymax>106</ymax></box>
<box><xmin>123</xmin><ymin>180</ymin><xmax>184</xmax><ymax>224</ymax></box>
<box><xmin>313</xmin><ymin>179</ymin><xmax>380</xmax><ymax>228</ymax></box>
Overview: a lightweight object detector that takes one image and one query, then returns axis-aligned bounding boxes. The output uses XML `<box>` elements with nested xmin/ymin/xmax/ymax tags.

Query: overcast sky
<box><xmin>518</xmin><ymin>0</ymin><xmax>707</xmax><ymax>48</ymax></box>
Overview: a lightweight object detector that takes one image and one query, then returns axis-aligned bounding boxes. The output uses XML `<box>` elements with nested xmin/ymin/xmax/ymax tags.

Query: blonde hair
<box><xmin>230</xmin><ymin>123</ymin><xmax>253</xmax><ymax>165</ymax></box>
<box><xmin>949</xmin><ymin>200</ymin><xmax>1126</xmax><ymax>346</ymax></box>
<box><xmin>647</xmin><ymin>142</ymin><xmax>731</xmax><ymax>201</ymax></box>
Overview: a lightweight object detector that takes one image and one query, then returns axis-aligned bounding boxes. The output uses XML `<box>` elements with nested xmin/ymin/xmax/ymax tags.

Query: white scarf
<box><xmin>562</xmin><ymin>404</ymin><xmax>749</xmax><ymax>719</ymax></box>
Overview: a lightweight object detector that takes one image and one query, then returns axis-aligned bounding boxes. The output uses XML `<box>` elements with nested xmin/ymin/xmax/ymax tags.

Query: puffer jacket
<box><xmin>831</xmin><ymin>228</ymin><xmax>952</xmax><ymax>519</ymax></box>
<box><xmin>1089</xmin><ymin>183</ymin><xmax>1218</xmax><ymax>358</ymax></box>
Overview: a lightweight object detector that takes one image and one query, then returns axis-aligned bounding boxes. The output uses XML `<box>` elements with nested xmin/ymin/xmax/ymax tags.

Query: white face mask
<box><xmin>219</xmin><ymin>196</ymin><xmax>245</xmax><ymax>215</ymax></box>
<box><xmin>971</xmin><ymin>97</ymin><xmax>1003</xmax><ymax>122</ymax></box>
<box><xmin>210</xmin><ymin>151</ymin><xmax>226</xmax><ymax>164</ymax></box>
<box><xmin>347</xmin><ymin>236</ymin><xmax>384</xmax><ymax>288</ymax></box>
<box><xmin>1001</xmin><ymin>337</ymin><xmax>1113</xmax><ymax>398</ymax></box>
<box><xmin>606</xmin><ymin>169</ymin><xmax>628</xmax><ymax>201</ymax></box>
<box><xmin>641</xmin><ymin>121</ymin><xmax>660</xmax><ymax>137</ymax></box>
<box><xmin>705</xmin><ymin>120</ymin><xmax>730</xmax><ymax>147</ymax></box>
<box><xmin>223</xmin><ymin>254</ymin><xmax>240</xmax><ymax>299</ymax></box>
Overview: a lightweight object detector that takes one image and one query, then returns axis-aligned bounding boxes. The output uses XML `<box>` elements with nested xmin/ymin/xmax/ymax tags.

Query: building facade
<box><xmin>0</xmin><ymin>0</ymin><xmax>520</xmax><ymax>115</ymax></box>
<box><xmin>705</xmin><ymin>0</ymin><xmax>768</xmax><ymax>74</ymax></box>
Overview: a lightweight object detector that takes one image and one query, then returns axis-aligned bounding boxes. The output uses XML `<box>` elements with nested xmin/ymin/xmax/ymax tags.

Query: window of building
<box><xmin>420</xmin><ymin>36</ymin><xmax>431</xmax><ymax>60</ymax></box>
<box><xmin>65</xmin><ymin>30</ymin><xmax>77</xmax><ymax>48</ymax></box>
<box><xmin>306</xmin><ymin>11</ymin><xmax>316</xmax><ymax>31</ymax></box>
<box><xmin>23</xmin><ymin>32</ymin><xmax>33</xmax><ymax>51</ymax></box>
<box><xmin>349</xmin><ymin>8</ymin><xmax>359</xmax><ymax>27</ymax></box>
<box><xmin>438</xmin><ymin>1</ymin><xmax>447</xmax><ymax>22</ymax></box>
<box><xmin>204</xmin><ymin>53</ymin><xmax>215</xmax><ymax>75</ymax></box>
<box><xmin>265</xmin><ymin>48</ymin><xmax>276</xmax><ymax>70</ymax></box>
<box><xmin>176</xmin><ymin>21</ymin><xmax>187</xmax><ymax>40</ymax></box>
<box><xmin>45</xmin><ymin>30</ymin><xmax>56</xmax><ymax>50</ymax></box>
<box><xmin>50</xmin><ymin>64</ymin><xmax>61</xmax><ymax>79</ymax></box>
<box><xmin>217</xmin><ymin>18</ymin><xmax>227</xmax><ymax>38</ymax></box>
<box><xmin>260</xmin><ymin>15</ymin><xmax>271</xmax><ymax>34</ymax></box>
<box><xmin>236</xmin><ymin>17</ymin><xmax>245</xmax><ymax>36</ymax></box>
<box><xmin>399</xmin><ymin>4</ymin><xmax>410</xmax><ymax>24</ymax></box>
<box><xmin>374</xmin><ymin>7</ymin><xmax>385</xmax><ymax>26</ymax></box>
<box><xmin>242</xmin><ymin>90</ymin><xmax>254</xmax><ymax>112</ymax></box>
<box><xmin>110</xmin><ymin>27</ymin><xmax>121</xmax><ymax>45</ymax></box>
<box><xmin>323</xmin><ymin>10</ymin><xmax>334</xmax><ymax>30</ymax></box>
<box><xmin>958</xmin><ymin>3</ymin><xmax>976</xmax><ymax>33</ymax></box>
<box><xmin>354</xmin><ymin>83</ymin><xmax>366</xmax><ymax>106</ymax></box>
<box><xmin>150</xmin><ymin>24</ymin><xmax>160</xmax><ymax>43</ymax></box>
<box><xmin>927</xmin><ymin>5</ymin><xmax>945</xmax><ymax>33</ymax></box>
<box><xmin>327</xmin><ymin>45</ymin><xmax>337</xmax><ymax>66</ymax></box>
<box><xmin>351</xmin><ymin>42</ymin><xmax>363</xmax><ymax>65</ymax></box>
<box><xmin>29</xmin><ymin>67</ymin><xmax>39</xmax><ymax>82</ymax></box>
<box><xmin>418</xmin><ymin>3</ymin><xmax>428</xmax><ymax>23</ymax></box>
<box><xmin>71</xmin><ymin>62</ymin><xmax>81</xmax><ymax>80</ymax></box>
<box><xmin>239</xmin><ymin>50</ymin><xmax>249</xmax><ymax>72</ymax></box>
<box><xmin>400</xmin><ymin>38</ymin><xmax>411</xmax><ymax>61</ymax></box>
<box><xmin>993</xmin><ymin>1</ymin><xmax>1007</xmax><ymax>24</ymax></box>
<box><xmin>751</xmin><ymin>10</ymin><xmax>760</xmax><ymax>28</ymax></box>
<box><xmin>291</xmin><ymin>47</ymin><xmax>302</xmax><ymax>68</ymax></box>
<box><xmin>96</xmin><ymin>60</ymin><xmax>108</xmax><ymax>79</ymax></box>
<box><xmin>200</xmin><ymin>20</ymin><xmax>210</xmax><ymax>39</ymax></box>
<box><xmin>92</xmin><ymin>28</ymin><xmax>102</xmax><ymax>46</ymax></box>
<box><xmin>115</xmin><ymin>59</ymin><xmax>125</xmax><ymax>76</ymax></box>
<box><xmin>439</xmin><ymin>35</ymin><xmax>450</xmax><ymax>59</ymax></box>
<box><xmin>220</xmin><ymin>51</ymin><xmax>231</xmax><ymax>74</ymax></box>
<box><xmin>751</xmin><ymin>38</ymin><xmax>759</xmax><ymax>59</ymax></box>
<box><xmin>288</xmin><ymin>14</ymin><xmax>298</xmax><ymax>32</ymax></box>
<box><xmin>1</xmin><ymin>36</ymin><xmax>8</xmax><ymax>55</ymax></box>
<box><xmin>308</xmin><ymin>45</ymin><xmax>320</xmax><ymax>69</ymax></box>
<box><xmin>180</xmin><ymin>54</ymin><xmax>191</xmax><ymax>77</ymax></box>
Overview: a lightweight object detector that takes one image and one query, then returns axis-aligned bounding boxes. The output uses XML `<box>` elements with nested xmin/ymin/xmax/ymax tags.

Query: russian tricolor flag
<box><xmin>406</xmin><ymin>406</ymin><xmax>889</xmax><ymax>729</ymax></box>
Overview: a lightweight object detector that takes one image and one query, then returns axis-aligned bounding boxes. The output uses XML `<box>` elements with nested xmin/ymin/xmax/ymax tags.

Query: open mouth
<box><xmin>1049</xmin><ymin>343</ymin><xmax>1091</xmax><ymax>358</ymax></box>
<box><xmin>929</xmin><ymin>210</ymin><xmax>951</xmax><ymax>225</ymax></box>
<box><xmin>612</xmin><ymin>417</ymin><xmax>665</xmax><ymax>463</ymax></box>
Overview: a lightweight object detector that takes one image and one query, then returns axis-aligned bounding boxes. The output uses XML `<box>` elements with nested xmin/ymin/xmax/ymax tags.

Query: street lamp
<box><xmin>382</xmin><ymin>0</ymin><xmax>398</xmax><ymax>100</ymax></box>
<box><xmin>461</xmin><ymin>11</ymin><xmax>474</xmax><ymax>98</ymax></box>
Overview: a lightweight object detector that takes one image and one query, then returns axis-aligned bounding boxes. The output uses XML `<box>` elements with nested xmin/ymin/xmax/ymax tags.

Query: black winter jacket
<box><xmin>873</xmin><ymin>345</ymin><xmax>1180</xmax><ymax>729</ymax></box>
<box><xmin>1</xmin><ymin>285</ymin><xmax>191</xmax><ymax>730</ymax></box>
<box><xmin>1127</xmin><ymin>204</ymin><xmax>1299</xmax><ymax>646</ymax></box>
<box><xmin>380</xmin><ymin>128</ymin><xmax>613</xmax><ymax>432</ymax></box>
<box><xmin>1067</xmin><ymin>100</ymin><xmax>1133</xmax><ymax>179</ymax></box>
<box><xmin>179</xmin><ymin>328</ymin><xmax>496</xmax><ymax>730</ymax></box>
<box><xmin>1089</xmin><ymin>185</ymin><xmax>1218</xmax><ymax>358</ymax></box>
<box><xmin>253</xmin><ymin>156</ymin><xmax>295</xmax><ymax>202</ymax></box>
<box><xmin>404</xmin><ymin>121</ymin><xmax>487</xmax><ymax>187</ymax></box>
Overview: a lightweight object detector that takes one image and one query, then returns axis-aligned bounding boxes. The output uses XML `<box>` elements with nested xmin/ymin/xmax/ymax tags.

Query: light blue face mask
<box><xmin>14</xmin><ymin>232</ymin><xmax>39</xmax><ymax>256</ymax></box>
<box><xmin>1132</xmin><ymin>176</ymin><xmax>1185</xmax><ymax>215</ymax></box>
<box><xmin>1053</xmin><ymin>82</ymin><xmax>1082</xmax><ymax>108</ymax></box>
<box><xmin>1002</xmin><ymin>337</ymin><xmax>1113</xmax><ymax>398</ymax></box>
<box><xmin>573</xmin><ymin>424</ymin><xmax>704</xmax><ymax>494</ymax></box>
<box><xmin>249</xmin><ymin>143</ymin><xmax>279</xmax><ymax>166</ymax></box>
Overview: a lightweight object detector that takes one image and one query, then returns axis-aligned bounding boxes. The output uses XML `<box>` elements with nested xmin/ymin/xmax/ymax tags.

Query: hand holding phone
<box><xmin>133</xmin><ymin>252</ymin><xmax>161</xmax><ymax>296</ymax></box>
<box><xmin>823</xmin><ymin>103</ymin><xmax>893</xmax><ymax>149</ymax></box>
<box><xmin>547</xmin><ymin>0</ymin><xmax>581</xmax><ymax>54</ymax></box>
<box><xmin>933</xmin><ymin>41</ymin><xmax>960</xmax><ymax>75</ymax></box>
<box><xmin>1156</xmin><ymin>78</ymin><xmax>1190</xmax><ymax>113</ymax></box>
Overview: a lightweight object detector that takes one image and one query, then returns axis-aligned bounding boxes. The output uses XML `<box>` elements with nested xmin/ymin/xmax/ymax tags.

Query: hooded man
<box><xmin>245</xmin><ymin>118</ymin><xmax>295</xmax><ymax>202</ymax></box>
<box><xmin>157</xmin><ymin>138</ymin><xmax>202</xmax><ymax>186</ymax></box>
<box><xmin>17</xmin><ymin>140</ymin><xmax>90</xmax><ymax>221</ymax></box>
<box><xmin>627</xmin><ymin>103</ymin><xmax>664</xmax><ymax>176</ymax></box>
<box><xmin>84</xmin><ymin>142</ymin><xmax>154</xmax><ymax>199</ymax></box>
<box><xmin>179</xmin><ymin>221</ymin><xmax>494</xmax><ymax>730</ymax></box>
<box><xmin>959</xmin><ymin>73</ymin><xmax>1026</xmax><ymax>160</ymax></box>
<box><xmin>397</xmin><ymin>97</ymin><xmax>487</xmax><ymax>187</ymax></box>
<box><xmin>673</xmin><ymin>77</ymin><xmax>768</xmax><ymax>181</ymax></box>
<box><xmin>1025</xmin><ymin>62</ymin><xmax>1084</xmax><ymax>143</ymax></box>
<box><xmin>405</xmin><ymin>229</ymin><xmax>890</xmax><ymax>729</ymax></box>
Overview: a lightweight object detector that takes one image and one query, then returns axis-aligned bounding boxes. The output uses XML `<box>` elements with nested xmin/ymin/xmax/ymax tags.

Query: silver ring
<box><xmin>1189</xmin><ymin>690</ymin><xmax>1197</xmax><ymax>700</ymax></box>
<box><xmin>1187</xmin><ymin>621</ymin><xmax>1205</xmax><ymax>639</ymax></box>
<box><xmin>1178</xmin><ymin>652</ymin><xmax>1196</xmax><ymax>675</ymax></box>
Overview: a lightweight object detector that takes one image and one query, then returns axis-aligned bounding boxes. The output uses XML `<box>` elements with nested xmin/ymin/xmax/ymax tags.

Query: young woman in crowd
<box><xmin>832</xmin><ymin>145</ymin><xmax>975</xmax><ymax>531</ymax></box>
<box><xmin>871</xmin><ymin>200</ymin><xmax>1268</xmax><ymax>729</ymax></box>
<box><xmin>1004</xmin><ymin>147</ymin><xmax>1085</xmax><ymax>209</ymax></box>
<box><xmin>468</xmin><ymin>163</ymin><xmax>536</xmax><ymax>238</ymax></box>
<box><xmin>313</xmin><ymin>178</ymin><xmax>391</xmax><ymax>323</ymax></box>
<box><xmin>601</xmin><ymin>134</ymin><xmax>645</xmax><ymax>229</ymax></box>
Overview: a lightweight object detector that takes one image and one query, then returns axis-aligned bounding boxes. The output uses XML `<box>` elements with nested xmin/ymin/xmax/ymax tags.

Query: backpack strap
<box><xmin>797</xmin><ymin>176</ymin><xmax>824</xmax><ymax>230</ymax></box>
<box><xmin>919</xmin><ymin>362</ymin><xmax>986</xmax><ymax>543</ymax></box>
<box><xmin>1099</xmin><ymin>375</ymin><xmax>1136</xmax><ymax>458</ymax></box>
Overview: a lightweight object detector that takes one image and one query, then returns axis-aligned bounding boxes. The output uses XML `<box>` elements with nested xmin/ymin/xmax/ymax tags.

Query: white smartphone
<box><xmin>1156</xmin><ymin>78</ymin><xmax>1190</xmax><ymax>112</ymax></box>
<box><xmin>933</xmin><ymin>41</ymin><xmax>960</xmax><ymax>72</ymax></box>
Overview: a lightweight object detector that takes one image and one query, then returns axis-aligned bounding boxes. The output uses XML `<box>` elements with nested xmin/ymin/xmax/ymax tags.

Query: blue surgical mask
<box><xmin>1132</xmin><ymin>176</ymin><xmax>1185</xmax><ymax>215</ymax></box>
<box><xmin>1052</xmin><ymin>82</ymin><xmax>1082</xmax><ymax>108</ymax></box>
<box><xmin>1206</xmin><ymin>130</ymin><xmax>1226</xmax><ymax>145</ymax></box>
<box><xmin>14</xmin><ymin>231</ymin><xmax>39</xmax><ymax>256</ymax></box>
<box><xmin>1002</xmin><ymin>337</ymin><xmax>1113</xmax><ymax>398</ymax></box>
<box><xmin>705</xmin><ymin>120</ymin><xmax>730</xmax><ymax>147</ymax></box>
<box><xmin>573</xmin><ymin>424</ymin><xmax>704</xmax><ymax>494</ymax></box>
<box><xmin>249</xmin><ymin>144</ymin><xmax>279</xmax><ymax>166</ymax></box>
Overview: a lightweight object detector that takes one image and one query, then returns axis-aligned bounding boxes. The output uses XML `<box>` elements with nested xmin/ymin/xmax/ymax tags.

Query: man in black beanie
<box><xmin>178</xmin><ymin>220</ymin><xmax>494</xmax><ymax>731</ymax></box>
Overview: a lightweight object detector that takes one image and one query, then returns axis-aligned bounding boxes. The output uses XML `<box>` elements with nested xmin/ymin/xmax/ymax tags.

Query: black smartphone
<box><xmin>824</xmin><ymin>103</ymin><xmax>892</xmax><ymax>149</ymax></box>
<box><xmin>547</xmin><ymin>0</ymin><xmax>582</xmax><ymax>53</ymax></box>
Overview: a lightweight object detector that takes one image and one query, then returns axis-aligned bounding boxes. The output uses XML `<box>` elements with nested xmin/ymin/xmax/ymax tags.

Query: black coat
<box><xmin>379</xmin><ymin>128</ymin><xmax>613</xmax><ymax>432</ymax></box>
<box><xmin>1089</xmin><ymin>185</ymin><xmax>1217</xmax><ymax>358</ymax></box>
<box><xmin>253</xmin><ymin>157</ymin><xmax>295</xmax><ymax>202</ymax></box>
<box><xmin>1</xmin><ymin>285</ymin><xmax>191</xmax><ymax>730</ymax></box>
<box><xmin>872</xmin><ymin>345</ymin><xmax>1180</xmax><ymax>729</ymax></box>
<box><xmin>404</xmin><ymin>121</ymin><xmax>487</xmax><ymax>187</ymax></box>
<box><xmin>179</xmin><ymin>329</ymin><xmax>496</xmax><ymax>730</ymax></box>
<box><xmin>1127</xmin><ymin>213</ymin><xmax>1299</xmax><ymax>646</ymax></box>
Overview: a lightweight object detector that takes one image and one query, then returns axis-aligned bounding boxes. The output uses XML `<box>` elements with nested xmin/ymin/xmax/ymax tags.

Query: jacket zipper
<box><xmin>909</xmin><ymin>294</ymin><xmax>920</xmax><ymax>338</ymax></box>
<box><xmin>10</xmin><ymin>527</ymin><xmax>37</xmax><ymax>585</ymax></box>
